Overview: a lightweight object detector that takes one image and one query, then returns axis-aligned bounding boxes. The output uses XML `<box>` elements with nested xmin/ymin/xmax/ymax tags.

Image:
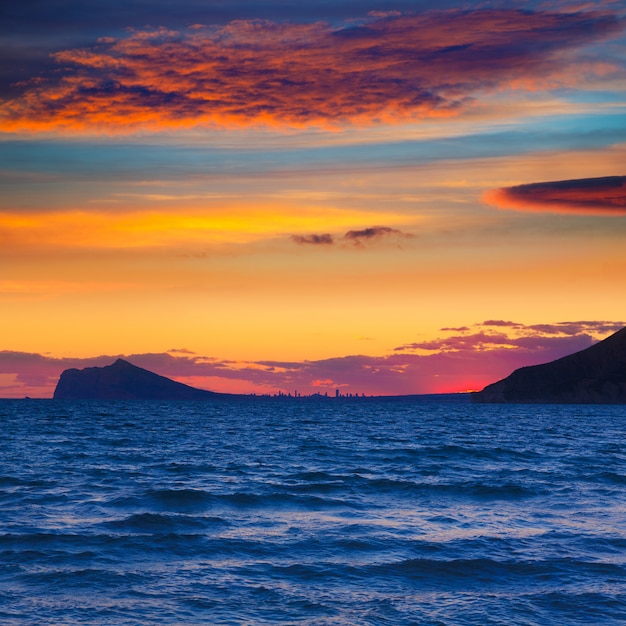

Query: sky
<box><xmin>1</xmin><ymin>0</ymin><xmax>625</xmax><ymax>398</ymax></box>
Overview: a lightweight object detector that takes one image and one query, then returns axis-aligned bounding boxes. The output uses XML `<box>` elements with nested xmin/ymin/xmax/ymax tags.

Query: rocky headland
<box><xmin>471</xmin><ymin>327</ymin><xmax>626</xmax><ymax>404</ymax></box>
<box><xmin>53</xmin><ymin>358</ymin><xmax>223</xmax><ymax>400</ymax></box>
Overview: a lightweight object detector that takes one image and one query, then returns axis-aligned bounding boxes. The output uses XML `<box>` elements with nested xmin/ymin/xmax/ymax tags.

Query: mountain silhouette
<box><xmin>472</xmin><ymin>327</ymin><xmax>626</xmax><ymax>404</ymax></box>
<box><xmin>53</xmin><ymin>358</ymin><xmax>223</xmax><ymax>400</ymax></box>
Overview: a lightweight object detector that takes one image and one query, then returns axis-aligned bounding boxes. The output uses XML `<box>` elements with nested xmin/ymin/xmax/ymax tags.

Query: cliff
<box><xmin>53</xmin><ymin>358</ymin><xmax>222</xmax><ymax>400</ymax></box>
<box><xmin>471</xmin><ymin>327</ymin><xmax>626</xmax><ymax>404</ymax></box>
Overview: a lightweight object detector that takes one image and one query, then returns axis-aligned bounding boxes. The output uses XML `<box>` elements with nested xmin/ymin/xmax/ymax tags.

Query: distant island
<box><xmin>53</xmin><ymin>359</ymin><xmax>225</xmax><ymax>400</ymax></box>
<box><xmin>472</xmin><ymin>327</ymin><xmax>626</xmax><ymax>404</ymax></box>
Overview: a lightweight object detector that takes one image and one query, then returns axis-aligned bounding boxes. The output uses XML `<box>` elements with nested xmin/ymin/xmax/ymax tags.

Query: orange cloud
<box><xmin>483</xmin><ymin>175</ymin><xmax>626</xmax><ymax>215</ymax></box>
<box><xmin>1</xmin><ymin>9</ymin><xmax>622</xmax><ymax>133</ymax></box>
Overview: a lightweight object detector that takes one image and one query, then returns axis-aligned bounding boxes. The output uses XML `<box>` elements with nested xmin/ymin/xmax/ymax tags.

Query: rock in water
<box><xmin>471</xmin><ymin>327</ymin><xmax>626</xmax><ymax>404</ymax></box>
<box><xmin>53</xmin><ymin>358</ymin><xmax>222</xmax><ymax>400</ymax></box>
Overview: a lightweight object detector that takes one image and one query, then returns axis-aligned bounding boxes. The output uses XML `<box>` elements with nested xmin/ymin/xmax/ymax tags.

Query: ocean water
<box><xmin>1</xmin><ymin>398</ymin><xmax>625</xmax><ymax>625</ymax></box>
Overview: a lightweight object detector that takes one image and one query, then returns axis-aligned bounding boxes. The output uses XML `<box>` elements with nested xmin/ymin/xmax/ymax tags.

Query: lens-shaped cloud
<box><xmin>0</xmin><ymin>8</ymin><xmax>622</xmax><ymax>133</ymax></box>
<box><xmin>483</xmin><ymin>176</ymin><xmax>626</xmax><ymax>215</ymax></box>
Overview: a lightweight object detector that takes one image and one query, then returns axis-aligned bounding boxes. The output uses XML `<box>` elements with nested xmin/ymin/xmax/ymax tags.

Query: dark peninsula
<box><xmin>472</xmin><ymin>327</ymin><xmax>626</xmax><ymax>404</ymax></box>
<box><xmin>53</xmin><ymin>358</ymin><xmax>224</xmax><ymax>400</ymax></box>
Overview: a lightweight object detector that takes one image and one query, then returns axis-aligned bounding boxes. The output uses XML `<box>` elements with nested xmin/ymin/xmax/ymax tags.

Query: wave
<box><xmin>368</xmin><ymin>556</ymin><xmax>626</xmax><ymax>587</ymax></box>
<box><xmin>329</xmin><ymin>475</ymin><xmax>541</xmax><ymax>499</ymax></box>
<box><xmin>107</xmin><ymin>487</ymin><xmax>358</xmax><ymax>513</ymax></box>
<box><xmin>401</xmin><ymin>443</ymin><xmax>543</xmax><ymax>462</ymax></box>
<box><xmin>262</xmin><ymin>471</ymin><xmax>545</xmax><ymax>502</ymax></box>
<box><xmin>0</xmin><ymin>475</ymin><xmax>50</xmax><ymax>488</ymax></box>
<box><xmin>16</xmin><ymin>567</ymin><xmax>147</xmax><ymax>590</ymax></box>
<box><xmin>103</xmin><ymin>512</ymin><xmax>228</xmax><ymax>533</ymax></box>
<box><xmin>596</xmin><ymin>471</ymin><xmax>626</xmax><ymax>485</ymax></box>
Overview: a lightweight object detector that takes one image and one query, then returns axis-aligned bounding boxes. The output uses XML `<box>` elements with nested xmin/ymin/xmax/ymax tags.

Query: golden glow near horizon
<box><xmin>1</xmin><ymin>3</ymin><xmax>626</xmax><ymax>397</ymax></box>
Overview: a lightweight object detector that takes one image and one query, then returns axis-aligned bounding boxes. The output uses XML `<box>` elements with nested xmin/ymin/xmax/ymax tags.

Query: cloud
<box><xmin>395</xmin><ymin>320</ymin><xmax>625</xmax><ymax>353</ymax></box>
<box><xmin>291</xmin><ymin>226</ymin><xmax>412</xmax><ymax>247</ymax></box>
<box><xmin>1</xmin><ymin>8</ymin><xmax>622</xmax><ymax>133</ymax></box>
<box><xmin>483</xmin><ymin>176</ymin><xmax>626</xmax><ymax>215</ymax></box>
<box><xmin>2</xmin><ymin>319</ymin><xmax>624</xmax><ymax>398</ymax></box>
<box><xmin>368</xmin><ymin>11</ymin><xmax>402</xmax><ymax>18</ymax></box>
<box><xmin>481</xmin><ymin>320</ymin><xmax>522</xmax><ymax>328</ymax></box>
<box><xmin>343</xmin><ymin>226</ymin><xmax>404</xmax><ymax>243</ymax></box>
<box><xmin>291</xmin><ymin>233</ymin><xmax>334</xmax><ymax>245</ymax></box>
<box><xmin>525</xmin><ymin>320</ymin><xmax>626</xmax><ymax>335</ymax></box>
<box><xmin>396</xmin><ymin>331</ymin><xmax>522</xmax><ymax>352</ymax></box>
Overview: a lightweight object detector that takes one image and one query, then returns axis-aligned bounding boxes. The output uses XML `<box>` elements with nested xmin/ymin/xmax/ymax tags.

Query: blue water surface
<box><xmin>0</xmin><ymin>398</ymin><xmax>625</xmax><ymax>625</ymax></box>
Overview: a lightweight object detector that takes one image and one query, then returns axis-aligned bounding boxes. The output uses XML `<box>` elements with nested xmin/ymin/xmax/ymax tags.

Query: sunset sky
<box><xmin>1</xmin><ymin>0</ymin><xmax>625</xmax><ymax>398</ymax></box>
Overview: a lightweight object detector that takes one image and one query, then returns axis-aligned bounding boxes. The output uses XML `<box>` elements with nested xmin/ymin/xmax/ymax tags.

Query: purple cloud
<box><xmin>343</xmin><ymin>226</ymin><xmax>414</xmax><ymax>246</ymax></box>
<box><xmin>291</xmin><ymin>234</ymin><xmax>334</xmax><ymax>245</ymax></box>
<box><xmin>291</xmin><ymin>226</ymin><xmax>413</xmax><ymax>247</ymax></box>
<box><xmin>481</xmin><ymin>320</ymin><xmax>522</xmax><ymax>328</ymax></box>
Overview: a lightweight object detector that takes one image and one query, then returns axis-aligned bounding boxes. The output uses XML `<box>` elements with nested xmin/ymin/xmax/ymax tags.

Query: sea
<box><xmin>1</xmin><ymin>397</ymin><xmax>625</xmax><ymax>625</ymax></box>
